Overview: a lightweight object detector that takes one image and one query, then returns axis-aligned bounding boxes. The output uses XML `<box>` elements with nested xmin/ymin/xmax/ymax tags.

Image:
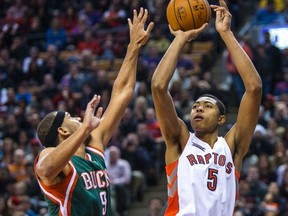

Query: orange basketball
<box><xmin>166</xmin><ymin>0</ymin><xmax>211</xmax><ymax>31</ymax></box>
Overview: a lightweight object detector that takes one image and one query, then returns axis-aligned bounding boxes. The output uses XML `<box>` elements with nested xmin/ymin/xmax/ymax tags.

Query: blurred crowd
<box><xmin>0</xmin><ymin>0</ymin><xmax>288</xmax><ymax>216</ymax></box>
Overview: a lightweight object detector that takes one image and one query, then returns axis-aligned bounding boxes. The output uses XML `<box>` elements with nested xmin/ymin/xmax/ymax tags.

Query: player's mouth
<box><xmin>194</xmin><ymin>114</ymin><xmax>204</xmax><ymax>121</ymax></box>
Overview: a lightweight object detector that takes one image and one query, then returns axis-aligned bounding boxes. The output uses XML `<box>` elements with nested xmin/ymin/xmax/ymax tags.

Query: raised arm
<box><xmin>151</xmin><ymin>24</ymin><xmax>207</xmax><ymax>164</ymax></box>
<box><xmin>36</xmin><ymin>95</ymin><xmax>103</xmax><ymax>183</ymax></box>
<box><xmin>90</xmin><ymin>8</ymin><xmax>154</xmax><ymax>150</ymax></box>
<box><xmin>212</xmin><ymin>0</ymin><xmax>262</xmax><ymax>172</ymax></box>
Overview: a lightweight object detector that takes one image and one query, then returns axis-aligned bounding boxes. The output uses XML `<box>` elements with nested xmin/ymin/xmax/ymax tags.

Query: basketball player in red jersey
<box><xmin>151</xmin><ymin>0</ymin><xmax>262</xmax><ymax>215</ymax></box>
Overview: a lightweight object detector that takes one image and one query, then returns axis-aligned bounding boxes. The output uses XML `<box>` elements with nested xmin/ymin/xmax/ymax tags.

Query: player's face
<box><xmin>63</xmin><ymin>112</ymin><xmax>82</xmax><ymax>133</ymax></box>
<box><xmin>190</xmin><ymin>97</ymin><xmax>220</xmax><ymax>132</ymax></box>
<box><xmin>62</xmin><ymin>113</ymin><xmax>92</xmax><ymax>145</ymax></box>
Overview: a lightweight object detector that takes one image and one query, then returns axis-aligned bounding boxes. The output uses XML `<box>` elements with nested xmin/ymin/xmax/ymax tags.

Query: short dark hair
<box><xmin>37</xmin><ymin>111</ymin><xmax>64</xmax><ymax>148</ymax></box>
<box><xmin>197</xmin><ymin>94</ymin><xmax>226</xmax><ymax>115</ymax></box>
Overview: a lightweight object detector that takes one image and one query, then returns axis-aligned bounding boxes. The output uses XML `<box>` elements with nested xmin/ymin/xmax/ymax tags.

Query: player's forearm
<box><xmin>112</xmin><ymin>44</ymin><xmax>140</xmax><ymax>93</ymax></box>
<box><xmin>37</xmin><ymin>126</ymin><xmax>91</xmax><ymax>179</ymax></box>
<box><xmin>152</xmin><ymin>36</ymin><xmax>186</xmax><ymax>90</ymax></box>
<box><xmin>220</xmin><ymin>31</ymin><xmax>262</xmax><ymax>91</ymax></box>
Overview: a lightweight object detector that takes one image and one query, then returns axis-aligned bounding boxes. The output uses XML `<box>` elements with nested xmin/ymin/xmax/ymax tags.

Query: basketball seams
<box><xmin>174</xmin><ymin>0</ymin><xmax>185</xmax><ymax>31</ymax></box>
<box><xmin>167</xmin><ymin>0</ymin><xmax>211</xmax><ymax>31</ymax></box>
<box><xmin>187</xmin><ymin>0</ymin><xmax>196</xmax><ymax>30</ymax></box>
<box><xmin>203</xmin><ymin>0</ymin><xmax>211</xmax><ymax>23</ymax></box>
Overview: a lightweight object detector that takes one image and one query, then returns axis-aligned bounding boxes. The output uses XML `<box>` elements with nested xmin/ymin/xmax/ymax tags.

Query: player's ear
<box><xmin>218</xmin><ymin>115</ymin><xmax>226</xmax><ymax>126</ymax></box>
<box><xmin>58</xmin><ymin>126</ymin><xmax>71</xmax><ymax>136</ymax></box>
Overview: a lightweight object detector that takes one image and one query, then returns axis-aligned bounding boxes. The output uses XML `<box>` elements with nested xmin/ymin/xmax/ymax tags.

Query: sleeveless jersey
<box><xmin>35</xmin><ymin>146</ymin><xmax>112</xmax><ymax>216</ymax></box>
<box><xmin>165</xmin><ymin>133</ymin><xmax>240</xmax><ymax>216</ymax></box>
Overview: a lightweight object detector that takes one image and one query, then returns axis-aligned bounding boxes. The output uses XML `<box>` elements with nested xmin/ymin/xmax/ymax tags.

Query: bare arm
<box><xmin>211</xmin><ymin>0</ymin><xmax>262</xmax><ymax>172</ymax></box>
<box><xmin>36</xmin><ymin>95</ymin><xmax>103</xmax><ymax>184</ymax></box>
<box><xmin>151</xmin><ymin>24</ymin><xmax>208</xmax><ymax>164</ymax></box>
<box><xmin>90</xmin><ymin>8</ymin><xmax>154</xmax><ymax>151</ymax></box>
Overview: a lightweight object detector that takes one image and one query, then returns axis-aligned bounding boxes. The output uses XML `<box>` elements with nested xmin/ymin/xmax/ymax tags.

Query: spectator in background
<box><xmin>0</xmin><ymin>196</ymin><xmax>9</xmax><ymax>216</ymax></box>
<box><xmin>77</xmin><ymin>30</ymin><xmax>102</xmax><ymax>56</ymax></box>
<box><xmin>5</xmin><ymin>0</ymin><xmax>28</xmax><ymax>26</ymax></box>
<box><xmin>122</xmin><ymin>133</ymin><xmax>155</xmax><ymax>201</ymax></box>
<box><xmin>145</xmin><ymin>28</ymin><xmax>171</xmax><ymax>56</ymax></box>
<box><xmin>1</xmin><ymin>137</ymin><xmax>16</xmax><ymax>165</ymax></box>
<box><xmin>9</xmin><ymin>35</ymin><xmax>29</xmax><ymax>61</ymax></box>
<box><xmin>250</xmin><ymin>124</ymin><xmax>274</xmax><ymax>156</ymax></box>
<box><xmin>106</xmin><ymin>146</ymin><xmax>132</xmax><ymax>216</ymax></box>
<box><xmin>8</xmin><ymin>149</ymin><xmax>27</xmax><ymax>182</ymax></box>
<box><xmin>281</xmin><ymin>0</ymin><xmax>288</xmax><ymax>22</ymax></box>
<box><xmin>136</xmin><ymin>122</ymin><xmax>160</xmax><ymax>185</ymax></box>
<box><xmin>93</xmin><ymin>69</ymin><xmax>112</xmax><ymax>95</ymax></box>
<box><xmin>15</xmin><ymin>82</ymin><xmax>32</xmax><ymax>107</ymax></box>
<box><xmin>119</xmin><ymin>107</ymin><xmax>138</xmax><ymax>137</ymax></box>
<box><xmin>60</xmin><ymin>6</ymin><xmax>78</xmax><ymax>35</ymax></box>
<box><xmin>60</xmin><ymin>62</ymin><xmax>85</xmax><ymax>95</ymax></box>
<box><xmin>0</xmin><ymin>163</ymin><xmax>12</xmax><ymax>196</ymax></box>
<box><xmin>245</xmin><ymin>165</ymin><xmax>268</xmax><ymax>202</ymax></box>
<box><xmin>263</xmin><ymin>31</ymin><xmax>282</xmax><ymax>94</ymax></box>
<box><xmin>42</xmin><ymin>44</ymin><xmax>66</xmax><ymax>83</ymax></box>
<box><xmin>258</xmin><ymin>153</ymin><xmax>277</xmax><ymax>185</ymax></box>
<box><xmin>273</xmin><ymin>70</ymin><xmax>288</xmax><ymax>97</ymax></box>
<box><xmin>70</xmin><ymin>14</ymin><xmax>90</xmax><ymax>38</ymax></box>
<box><xmin>273</xmin><ymin>102</ymin><xmax>288</xmax><ymax>127</ymax></box>
<box><xmin>78</xmin><ymin>1</ymin><xmax>102</xmax><ymax>30</ymax></box>
<box><xmin>27</xmin><ymin>15</ymin><xmax>46</xmax><ymax>48</ymax></box>
<box><xmin>225</xmin><ymin>35</ymin><xmax>254</xmax><ymax>105</ymax></box>
<box><xmin>145</xmin><ymin>108</ymin><xmax>162</xmax><ymax>143</ymax></box>
<box><xmin>259</xmin><ymin>0</ymin><xmax>284</xmax><ymax>12</ymax></box>
<box><xmin>279</xmin><ymin>168</ymin><xmax>288</xmax><ymax>214</ymax></box>
<box><xmin>253</xmin><ymin>44</ymin><xmax>274</xmax><ymax>97</ymax></box>
<box><xmin>147</xmin><ymin>197</ymin><xmax>165</xmax><ymax>216</ymax></box>
<box><xmin>25</xmin><ymin>138</ymin><xmax>42</xmax><ymax>164</ymax></box>
<box><xmin>252</xmin><ymin>0</ymin><xmax>285</xmax><ymax>25</ymax></box>
<box><xmin>45</xmin><ymin>16</ymin><xmax>67</xmax><ymax>50</ymax></box>
<box><xmin>22</xmin><ymin>46</ymin><xmax>43</xmax><ymax>75</ymax></box>
<box><xmin>102</xmin><ymin>0</ymin><xmax>127</xmax><ymax>28</ymax></box>
<box><xmin>2</xmin><ymin>113</ymin><xmax>20</xmax><ymax>141</ymax></box>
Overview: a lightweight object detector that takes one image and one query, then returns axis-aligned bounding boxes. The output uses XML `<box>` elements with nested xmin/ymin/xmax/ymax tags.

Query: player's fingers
<box><xmin>133</xmin><ymin>9</ymin><xmax>137</xmax><ymax>21</ymax></box>
<box><xmin>137</xmin><ymin>7</ymin><xmax>144</xmax><ymax>19</ymax></box>
<box><xmin>94</xmin><ymin>95</ymin><xmax>101</xmax><ymax>107</ymax></box>
<box><xmin>141</xmin><ymin>8</ymin><xmax>148</xmax><ymax>24</ymax></box>
<box><xmin>95</xmin><ymin>107</ymin><xmax>103</xmax><ymax>118</ymax></box>
<box><xmin>146</xmin><ymin>22</ymin><xmax>154</xmax><ymax>35</ymax></box>
<box><xmin>197</xmin><ymin>23</ymin><xmax>208</xmax><ymax>33</ymax></box>
<box><xmin>168</xmin><ymin>25</ymin><xmax>177</xmax><ymax>34</ymax></box>
<box><xmin>219</xmin><ymin>0</ymin><xmax>229</xmax><ymax>10</ymax></box>
<box><xmin>127</xmin><ymin>18</ymin><xmax>132</xmax><ymax>28</ymax></box>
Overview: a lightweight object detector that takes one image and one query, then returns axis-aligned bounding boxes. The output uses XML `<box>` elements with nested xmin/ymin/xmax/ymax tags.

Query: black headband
<box><xmin>44</xmin><ymin>111</ymin><xmax>65</xmax><ymax>147</ymax></box>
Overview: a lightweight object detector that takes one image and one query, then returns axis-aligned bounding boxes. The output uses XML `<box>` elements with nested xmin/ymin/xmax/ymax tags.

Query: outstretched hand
<box><xmin>128</xmin><ymin>7</ymin><xmax>154</xmax><ymax>48</ymax></box>
<box><xmin>211</xmin><ymin>0</ymin><xmax>232</xmax><ymax>33</ymax></box>
<box><xmin>82</xmin><ymin>95</ymin><xmax>103</xmax><ymax>131</ymax></box>
<box><xmin>169</xmin><ymin>23</ymin><xmax>208</xmax><ymax>42</ymax></box>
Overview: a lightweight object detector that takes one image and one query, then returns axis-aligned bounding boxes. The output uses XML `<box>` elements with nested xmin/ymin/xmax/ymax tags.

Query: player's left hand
<box><xmin>211</xmin><ymin>0</ymin><xmax>232</xmax><ymax>33</ymax></box>
<box><xmin>128</xmin><ymin>7</ymin><xmax>154</xmax><ymax>48</ymax></box>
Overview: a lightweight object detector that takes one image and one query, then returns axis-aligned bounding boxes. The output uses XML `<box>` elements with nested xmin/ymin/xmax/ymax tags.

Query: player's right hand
<box><xmin>128</xmin><ymin>7</ymin><xmax>154</xmax><ymax>48</ymax></box>
<box><xmin>82</xmin><ymin>95</ymin><xmax>103</xmax><ymax>131</ymax></box>
<box><xmin>169</xmin><ymin>23</ymin><xmax>208</xmax><ymax>42</ymax></box>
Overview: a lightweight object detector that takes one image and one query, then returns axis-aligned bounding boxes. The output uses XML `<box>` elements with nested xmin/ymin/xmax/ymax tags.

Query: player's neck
<box><xmin>74</xmin><ymin>144</ymin><xmax>86</xmax><ymax>158</ymax></box>
<box><xmin>195</xmin><ymin>132</ymin><xmax>218</xmax><ymax>148</ymax></box>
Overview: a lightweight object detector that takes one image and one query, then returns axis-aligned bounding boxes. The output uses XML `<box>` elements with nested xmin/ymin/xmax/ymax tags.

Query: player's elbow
<box><xmin>151</xmin><ymin>77</ymin><xmax>167</xmax><ymax>93</ymax></box>
<box><xmin>36</xmin><ymin>163</ymin><xmax>57</xmax><ymax>180</ymax></box>
<box><xmin>247</xmin><ymin>79</ymin><xmax>262</xmax><ymax>97</ymax></box>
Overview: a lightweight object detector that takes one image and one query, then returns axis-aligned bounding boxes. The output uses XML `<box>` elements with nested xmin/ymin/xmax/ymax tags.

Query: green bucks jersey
<box><xmin>36</xmin><ymin>146</ymin><xmax>112</xmax><ymax>216</ymax></box>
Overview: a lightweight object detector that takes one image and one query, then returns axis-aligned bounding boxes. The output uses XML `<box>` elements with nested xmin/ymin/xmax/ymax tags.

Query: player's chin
<box><xmin>191</xmin><ymin>122</ymin><xmax>206</xmax><ymax>132</ymax></box>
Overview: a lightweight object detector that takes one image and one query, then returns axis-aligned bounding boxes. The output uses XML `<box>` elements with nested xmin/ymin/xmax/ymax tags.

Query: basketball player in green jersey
<box><xmin>34</xmin><ymin>8</ymin><xmax>154</xmax><ymax>216</ymax></box>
